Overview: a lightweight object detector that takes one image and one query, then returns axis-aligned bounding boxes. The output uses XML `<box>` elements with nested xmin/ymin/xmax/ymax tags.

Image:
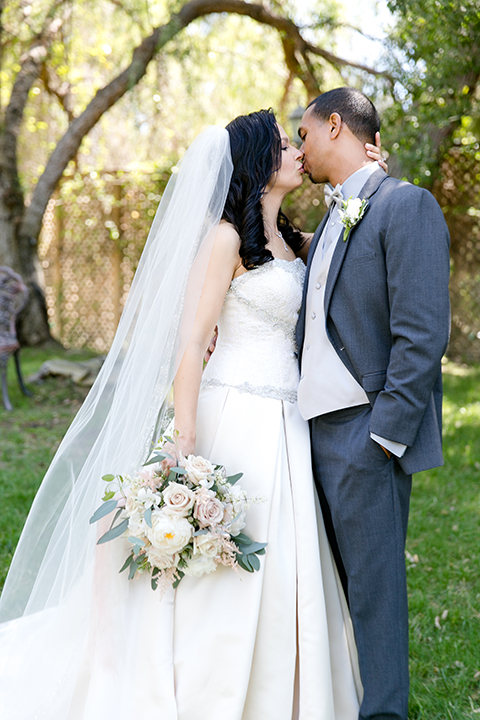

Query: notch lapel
<box><xmin>324</xmin><ymin>168</ymin><xmax>389</xmax><ymax>316</ymax></box>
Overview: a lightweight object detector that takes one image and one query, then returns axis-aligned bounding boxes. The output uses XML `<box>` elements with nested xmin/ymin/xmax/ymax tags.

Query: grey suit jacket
<box><xmin>297</xmin><ymin>168</ymin><xmax>451</xmax><ymax>475</ymax></box>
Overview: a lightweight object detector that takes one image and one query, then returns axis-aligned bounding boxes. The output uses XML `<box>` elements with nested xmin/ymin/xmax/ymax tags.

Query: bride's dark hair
<box><xmin>224</xmin><ymin>108</ymin><xmax>304</xmax><ymax>270</ymax></box>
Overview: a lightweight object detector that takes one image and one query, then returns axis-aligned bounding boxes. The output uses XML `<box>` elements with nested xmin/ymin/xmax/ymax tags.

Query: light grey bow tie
<box><xmin>324</xmin><ymin>183</ymin><xmax>344</xmax><ymax>209</ymax></box>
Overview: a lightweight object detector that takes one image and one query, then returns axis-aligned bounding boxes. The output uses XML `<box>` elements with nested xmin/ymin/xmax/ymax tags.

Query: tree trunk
<box><xmin>5</xmin><ymin>0</ymin><xmax>392</xmax><ymax>346</ymax></box>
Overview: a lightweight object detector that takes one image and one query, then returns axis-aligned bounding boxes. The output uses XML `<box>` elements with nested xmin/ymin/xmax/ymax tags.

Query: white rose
<box><xmin>146</xmin><ymin>545</ymin><xmax>176</xmax><ymax>570</ymax></box>
<box><xmin>194</xmin><ymin>489</ymin><xmax>225</xmax><ymax>527</ymax></box>
<box><xmin>147</xmin><ymin>510</ymin><xmax>193</xmax><ymax>554</ymax></box>
<box><xmin>343</xmin><ymin>198</ymin><xmax>363</xmax><ymax>221</ymax></box>
<box><xmin>184</xmin><ymin>455</ymin><xmax>215</xmax><ymax>487</ymax></box>
<box><xmin>162</xmin><ymin>482</ymin><xmax>195</xmax><ymax>517</ymax></box>
<box><xmin>194</xmin><ymin>533</ymin><xmax>222</xmax><ymax>557</ymax></box>
<box><xmin>182</xmin><ymin>553</ymin><xmax>217</xmax><ymax>577</ymax></box>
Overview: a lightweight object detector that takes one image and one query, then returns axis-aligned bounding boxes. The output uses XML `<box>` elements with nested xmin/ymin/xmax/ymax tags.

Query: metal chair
<box><xmin>0</xmin><ymin>267</ymin><xmax>32</xmax><ymax>411</ymax></box>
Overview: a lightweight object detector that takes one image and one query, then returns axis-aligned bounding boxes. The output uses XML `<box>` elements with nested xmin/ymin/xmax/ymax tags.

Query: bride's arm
<box><xmin>173</xmin><ymin>223</ymin><xmax>241</xmax><ymax>458</ymax></box>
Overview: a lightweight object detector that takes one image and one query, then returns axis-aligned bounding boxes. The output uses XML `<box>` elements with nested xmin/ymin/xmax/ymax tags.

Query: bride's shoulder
<box><xmin>216</xmin><ymin>220</ymin><xmax>240</xmax><ymax>243</ymax></box>
<box><xmin>212</xmin><ymin>221</ymin><xmax>242</xmax><ymax>260</ymax></box>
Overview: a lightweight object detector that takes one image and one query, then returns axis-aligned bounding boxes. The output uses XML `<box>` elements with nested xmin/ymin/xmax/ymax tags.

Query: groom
<box><xmin>296</xmin><ymin>87</ymin><xmax>450</xmax><ymax>720</ymax></box>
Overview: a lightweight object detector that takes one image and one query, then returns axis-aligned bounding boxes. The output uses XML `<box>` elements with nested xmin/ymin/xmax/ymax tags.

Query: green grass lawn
<box><xmin>0</xmin><ymin>350</ymin><xmax>479</xmax><ymax>717</ymax></box>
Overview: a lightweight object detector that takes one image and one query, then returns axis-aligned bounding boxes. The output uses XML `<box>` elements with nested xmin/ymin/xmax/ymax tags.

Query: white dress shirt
<box><xmin>298</xmin><ymin>162</ymin><xmax>406</xmax><ymax>458</ymax></box>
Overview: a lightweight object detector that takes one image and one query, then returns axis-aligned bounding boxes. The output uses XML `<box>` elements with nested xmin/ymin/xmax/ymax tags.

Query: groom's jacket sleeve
<box><xmin>368</xmin><ymin>185</ymin><xmax>450</xmax><ymax>448</ymax></box>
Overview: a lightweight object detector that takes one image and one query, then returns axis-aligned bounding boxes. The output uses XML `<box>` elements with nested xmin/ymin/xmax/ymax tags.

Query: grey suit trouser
<box><xmin>310</xmin><ymin>404</ymin><xmax>412</xmax><ymax>720</ymax></box>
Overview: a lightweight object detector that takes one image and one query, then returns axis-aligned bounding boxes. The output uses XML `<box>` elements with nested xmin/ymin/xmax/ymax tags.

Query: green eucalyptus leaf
<box><xmin>102</xmin><ymin>474</ymin><xmax>116</xmax><ymax>482</ymax></box>
<box><xmin>144</xmin><ymin>506</ymin><xmax>153</xmax><ymax>528</ymax></box>
<box><xmin>237</xmin><ymin>541</ymin><xmax>267</xmax><ymax>555</ymax></box>
<box><xmin>110</xmin><ymin>508</ymin><xmax>123</xmax><ymax>529</ymax></box>
<box><xmin>128</xmin><ymin>536</ymin><xmax>145</xmax><ymax>551</ymax></box>
<box><xmin>233</xmin><ymin>532</ymin><xmax>251</xmax><ymax>545</ymax></box>
<box><xmin>97</xmin><ymin>518</ymin><xmax>129</xmax><ymax>544</ymax></box>
<box><xmin>128</xmin><ymin>559</ymin><xmax>139</xmax><ymax>580</ymax></box>
<box><xmin>119</xmin><ymin>553</ymin><xmax>134</xmax><ymax>573</ymax></box>
<box><xmin>170</xmin><ymin>466</ymin><xmax>187</xmax><ymax>475</ymax></box>
<box><xmin>143</xmin><ymin>453</ymin><xmax>167</xmax><ymax>466</ymax></box>
<box><xmin>89</xmin><ymin>499</ymin><xmax>118</xmax><ymax>524</ymax></box>
<box><xmin>226</xmin><ymin>473</ymin><xmax>243</xmax><ymax>485</ymax></box>
<box><xmin>237</xmin><ymin>553</ymin><xmax>253</xmax><ymax>572</ymax></box>
<box><xmin>247</xmin><ymin>553</ymin><xmax>260</xmax><ymax>571</ymax></box>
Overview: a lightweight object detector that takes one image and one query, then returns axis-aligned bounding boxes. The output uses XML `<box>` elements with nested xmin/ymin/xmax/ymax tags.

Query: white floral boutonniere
<box><xmin>338</xmin><ymin>197</ymin><xmax>369</xmax><ymax>242</ymax></box>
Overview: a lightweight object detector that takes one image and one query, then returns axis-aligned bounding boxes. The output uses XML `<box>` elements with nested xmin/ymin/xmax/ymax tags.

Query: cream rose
<box><xmin>194</xmin><ymin>533</ymin><xmax>222</xmax><ymax>557</ymax></box>
<box><xmin>194</xmin><ymin>489</ymin><xmax>225</xmax><ymax>527</ymax></box>
<box><xmin>182</xmin><ymin>553</ymin><xmax>217</xmax><ymax>577</ymax></box>
<box><xmin>184</xmin><ymin>455</ymin><xmax>215</xmax><ymax>487</ymax></box>
<box><xmin>146</xmin><ymin>545</ymin><xmax>176</xmax><ymax>570</ymax></box>
<box><xmin>125</xmin><ymin>486</ymin><xmax>140</xmax><ymax>514</ymax></box>
<box><xmin>162</xmin><ymin>482</ymin><xmax>195</xmax><ymax>517</ymax></box>
<box><xmin>147</xmin><ymin>510</ymin><xmax>193</xmax><ymax>554</ymax></box>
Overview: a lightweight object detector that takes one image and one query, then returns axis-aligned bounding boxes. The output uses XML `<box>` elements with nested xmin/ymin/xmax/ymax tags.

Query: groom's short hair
<box><xmin>308</xmin><ymin>87</ymin><xmax>380</xmax><ymax>144</ymax></box>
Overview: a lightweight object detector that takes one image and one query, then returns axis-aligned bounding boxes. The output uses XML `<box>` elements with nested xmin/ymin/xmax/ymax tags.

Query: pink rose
<box><xmin>194</xmin><ymin>489</ymin><xmax>224</xmax><ymax>527</ymax></box>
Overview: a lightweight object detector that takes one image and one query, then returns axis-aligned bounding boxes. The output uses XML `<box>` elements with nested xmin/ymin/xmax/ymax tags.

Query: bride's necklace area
<box><xmin>264</xmin><ymin>221</ymin><xmax>290</xmax><ymax>254</ymax></box>
<box><xmin>274</xmin><ymin>229</ymin><xmax>290</xmax><ymax>254</ymax></box>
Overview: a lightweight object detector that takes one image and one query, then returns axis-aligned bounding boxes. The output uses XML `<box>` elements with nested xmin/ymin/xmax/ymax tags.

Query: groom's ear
<box><xmin>328</xmin><ymin>113</ymin><xmax>342</xmax><ymax>140</ymax></box>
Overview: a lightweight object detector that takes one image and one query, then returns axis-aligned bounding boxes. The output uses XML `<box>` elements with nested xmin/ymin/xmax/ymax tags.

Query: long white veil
<box><xmin>0</xmin><ymin>126</ymin><xmax>233</xmax><ymax>716</ymax></box>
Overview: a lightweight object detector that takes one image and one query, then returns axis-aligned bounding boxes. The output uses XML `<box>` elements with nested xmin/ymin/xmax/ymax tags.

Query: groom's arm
<box><xmin>368</xmin><ymin>185</ymin><xmax>450</xmax><ymax>447</ymax></box>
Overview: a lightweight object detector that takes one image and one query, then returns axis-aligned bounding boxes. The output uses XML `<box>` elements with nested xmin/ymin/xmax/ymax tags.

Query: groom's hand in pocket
<box><xmin>380</xmin><ymin>444</ymin><xmax>392</xmax><ymax>459</ymax></box>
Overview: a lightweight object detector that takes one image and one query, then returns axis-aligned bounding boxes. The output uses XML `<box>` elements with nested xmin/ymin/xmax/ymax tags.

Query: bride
<box><xmin>0</xmin><ymin>109</ymin><xmax>385</xmax><ymax>719</ymax></box>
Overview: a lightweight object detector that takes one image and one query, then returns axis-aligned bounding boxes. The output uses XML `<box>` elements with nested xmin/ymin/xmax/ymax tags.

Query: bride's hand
<box><xmin>365</xmin><ymin>131</ymin><xmax>388</xmax><ymax>173</ymax></box>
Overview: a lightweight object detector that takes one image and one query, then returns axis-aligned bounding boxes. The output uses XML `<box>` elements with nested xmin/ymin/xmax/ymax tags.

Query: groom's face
<box><xmin>298</xmin><ymin>107</ymin><xmax>332</xmax><ymax>185</ymax></box>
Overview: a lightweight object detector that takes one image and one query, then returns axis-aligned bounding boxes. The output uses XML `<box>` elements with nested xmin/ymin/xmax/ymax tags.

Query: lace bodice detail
<box><xmin>201</xmin><ymin>258</ymin><xmax>306</xmax><ymax>403</ymax></box>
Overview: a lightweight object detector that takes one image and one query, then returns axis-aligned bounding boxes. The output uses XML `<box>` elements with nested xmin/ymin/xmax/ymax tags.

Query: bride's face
<box><xmin>267</xmin><ymin>124</ymin><xmax>304</xmax><ymax>193</ymax></box>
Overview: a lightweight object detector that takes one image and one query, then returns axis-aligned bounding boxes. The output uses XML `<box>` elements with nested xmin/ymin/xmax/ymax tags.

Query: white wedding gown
<box><xmin>0</xmin><ymin>257</ymin><xmax>361</xmax><ymax>719</ymax></box>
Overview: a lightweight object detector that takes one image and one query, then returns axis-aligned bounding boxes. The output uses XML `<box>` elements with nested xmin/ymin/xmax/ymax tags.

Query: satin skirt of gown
<box><xmin>0</xmin><ymin>258</ymin><xmax>361</xmax><ymax>719</ymax></box>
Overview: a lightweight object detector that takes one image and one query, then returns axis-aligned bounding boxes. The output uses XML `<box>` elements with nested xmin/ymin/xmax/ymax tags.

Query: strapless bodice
<box><xmin>201</xmin><ymin>257</ymin><xmax>306</xmax><ymax>403</ymax></box>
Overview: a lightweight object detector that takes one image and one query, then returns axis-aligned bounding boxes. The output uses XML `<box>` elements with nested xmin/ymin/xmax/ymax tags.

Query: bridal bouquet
<box><xmin>90</xmin><ymin>434</ymin><xmax>266</xmax><ymax>593</ymax></box>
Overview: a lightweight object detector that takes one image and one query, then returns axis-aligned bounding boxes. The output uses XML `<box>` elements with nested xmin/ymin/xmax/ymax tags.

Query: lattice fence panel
<box><xmin>39</xmin><ymin>159</ymin><xmax>480</xmax><ymax>361</ymax></box>
<box><xmin>39</xmin><ymin>171</ymin><xmax>168</xmax><ymax>351</ymax></box>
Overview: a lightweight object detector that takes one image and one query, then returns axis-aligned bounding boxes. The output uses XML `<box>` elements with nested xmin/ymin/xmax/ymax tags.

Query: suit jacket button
<box><xmin>315</xmin><ymin>283</ymin><xmax>321</xmax><ymax>289</ymax></box>
<box><xmin>311</xmin><ymin>312</ymin><xmax>316</xmax><ymax>319</ymax></box>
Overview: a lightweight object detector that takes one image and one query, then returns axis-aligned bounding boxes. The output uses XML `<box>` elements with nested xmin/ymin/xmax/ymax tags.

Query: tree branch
<box><xmin>1</xmin><ymin>4</ymin><xmax>71</xmax><ymax>183</ymax></box>
<box><xmin>40</xmin><ymin>65</ymin><xmax>76</xmax><ymax>122</ymax></box>
<box><xmin>22</xmin><ymin>0</ymin><xmax>390</xmax><ymax>241</ymax></box>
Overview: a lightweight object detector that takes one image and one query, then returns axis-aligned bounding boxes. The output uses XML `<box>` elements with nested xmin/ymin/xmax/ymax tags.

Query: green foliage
<box><xmin>382</xmin><ymin>0</ymin><xmax>480</xmax><ymax>183</ymax></box>
<box><xmin>406</xmin><ymin>361</ymin><xmax>480</xmax><ymax>718</ymax></box>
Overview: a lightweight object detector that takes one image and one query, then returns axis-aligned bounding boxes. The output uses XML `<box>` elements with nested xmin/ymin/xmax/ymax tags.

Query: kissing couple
<box><xmin>0</xmin><ymin>87</ymin><xmax>450</xmax><ymax>720</ymax></box>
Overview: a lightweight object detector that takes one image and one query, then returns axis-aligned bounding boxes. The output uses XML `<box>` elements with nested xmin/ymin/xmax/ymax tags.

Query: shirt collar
<box><xmin>341</xmin><ymin>161</ymin><xmax>379</xmax><ymax>201</ymax></box>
